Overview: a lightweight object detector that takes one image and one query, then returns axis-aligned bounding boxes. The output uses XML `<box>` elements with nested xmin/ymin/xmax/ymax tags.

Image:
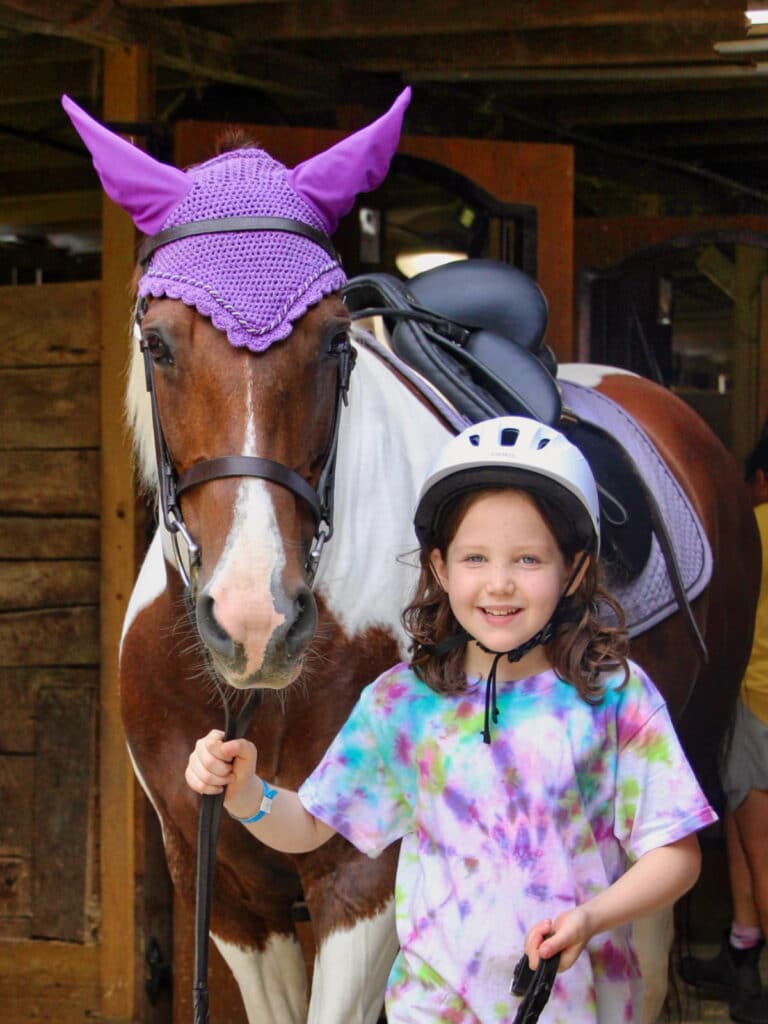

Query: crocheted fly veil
<box><xmin>62</xmin><ymin>89</ymin><xmax>411</xmax><ymax>351</ymax></box>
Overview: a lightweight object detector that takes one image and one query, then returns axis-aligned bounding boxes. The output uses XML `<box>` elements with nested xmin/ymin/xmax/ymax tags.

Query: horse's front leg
<box><xmin>211</xmin><ymin>928</ymin><xmax>308</xmax><ymax>1024</ymax></box>
<box><xmin>296</xmin><ymin>837</ymin><xmax>400</xmax><ymax>1024</ymax></box>
<box><xmin>160</xmin><ymin>815</ymin><xmax>310</xmax><ymax>1024</ymax></box>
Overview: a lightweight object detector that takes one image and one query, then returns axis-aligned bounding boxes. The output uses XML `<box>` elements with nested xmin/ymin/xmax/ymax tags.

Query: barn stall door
<box><xmin>0</xmin><ymin>281</ymin><xmax>101</xmax><ymax>1019</ymax></box>
<box><xmin>0</xmin><ymin>276</ymin><xmax>173</xmax><ymax>1023</ymax></box>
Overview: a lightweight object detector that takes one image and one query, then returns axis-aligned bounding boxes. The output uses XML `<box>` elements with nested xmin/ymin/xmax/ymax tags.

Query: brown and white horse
<box><xmin>119</xmin><ymin>283</ymin><xmax>759</xmax><ymax>1022</ymax></box>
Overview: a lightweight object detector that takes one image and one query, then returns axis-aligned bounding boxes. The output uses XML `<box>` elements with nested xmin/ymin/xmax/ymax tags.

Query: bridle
<box><xmin>136</xmin><ymin>215</ymin><xmax>354</xmax><ymax>1024</ymax></box>
<box><xmin>136</xmin><ymin>215</ymin><xmax>355</xmax><ymax>595</ymax></box>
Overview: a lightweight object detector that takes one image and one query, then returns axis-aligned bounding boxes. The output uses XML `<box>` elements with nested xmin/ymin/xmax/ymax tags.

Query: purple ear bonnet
<box><xmin>62</xmin><ymin>89</ymin><xmax>410</xmax><ymax>351</ymax></box>
<box><xmin>140</xmin><ymin>150</ymin><xmax>344</xmax><ymax>350</ymax></box>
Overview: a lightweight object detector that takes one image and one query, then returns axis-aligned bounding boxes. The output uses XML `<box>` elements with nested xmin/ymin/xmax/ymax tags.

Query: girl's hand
<box><xmin>185</xmin><ymin>729</ymin><xmax>260</xmax><ymax>818</ymax></box>
<box><xmin>525</xmin><ymin>907</ymin><xmax>591</xmax><ymax>972</ymax></box>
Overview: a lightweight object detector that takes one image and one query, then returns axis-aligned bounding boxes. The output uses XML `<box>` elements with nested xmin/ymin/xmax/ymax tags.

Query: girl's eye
<box><xmin>465</xmin><ymin>554</ymin><xmax>485</xmax><ymax>564</ymax></box>
<box><xmin>141</xmin><ymin>332</ymin><xmax>174</xmax><ymax>365</ymax></box>
<box><xmin>520</xmin><ymin>555</ymin><xmax>539</xmax><ymax>565</ymax></box>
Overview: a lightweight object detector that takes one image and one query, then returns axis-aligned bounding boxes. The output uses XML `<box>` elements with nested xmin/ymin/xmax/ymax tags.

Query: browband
<box><xmin>138</xmin><ymin>216</ymin><xmax>341</xmax><ymax>266</ymax></box>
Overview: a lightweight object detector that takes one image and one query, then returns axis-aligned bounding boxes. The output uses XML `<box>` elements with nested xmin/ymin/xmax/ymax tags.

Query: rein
<box><xmin>136</xmin><ymin>215</ymin><xmax>352</xmax><ymax>1024</ymax></box>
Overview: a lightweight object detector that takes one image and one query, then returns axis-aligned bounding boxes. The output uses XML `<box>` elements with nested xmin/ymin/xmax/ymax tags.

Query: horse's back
<box><xmin>575</xmin><ymin>367</ymin><xmax>760</xmax><ymax>797</ymax></box>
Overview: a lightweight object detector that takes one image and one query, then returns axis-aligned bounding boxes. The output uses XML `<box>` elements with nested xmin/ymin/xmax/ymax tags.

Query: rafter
<box><xmin>0</xmin><ymin>1</ymin><xmax>338</xmax><ymax>99</ymax></box>
<box><xmin>123</xmin><ymin>0</ymin><xmax>744</xmax><ymax>40</ymax></box>
<box><xmin>300</xmin><ymin>22</ymin><xmax>747</xmax><ymax>74</ymax></box>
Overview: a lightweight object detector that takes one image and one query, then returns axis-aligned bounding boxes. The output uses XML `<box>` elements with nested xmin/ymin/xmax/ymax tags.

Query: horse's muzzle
<box><xmin>195</xmin><ymin>584</ymin><xmax>317</xmax><ymax>684</ymax></box>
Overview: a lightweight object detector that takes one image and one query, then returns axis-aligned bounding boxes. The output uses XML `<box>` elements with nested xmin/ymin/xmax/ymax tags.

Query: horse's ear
<box><xmin>61</xmin><ymin>94</ymin><xmax>191</xmax><ymax>234</ymax></box>
<box><xmin>288</xmin><ymin>87</ymin><xmax>411</xmax><ymax>234</ymax></box>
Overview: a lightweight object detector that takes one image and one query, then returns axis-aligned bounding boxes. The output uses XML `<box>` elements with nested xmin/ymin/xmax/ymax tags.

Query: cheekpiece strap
<box><xmin>138</xmin><ymin>216</ymin><xmax>341</xmax><ymax>266</ymax></box>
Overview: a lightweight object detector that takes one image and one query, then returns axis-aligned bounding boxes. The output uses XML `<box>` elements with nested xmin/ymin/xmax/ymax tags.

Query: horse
<box><xmin>62</xmin><ymin>94</ymin><xmax>760</xmax><ymax>1024</ymax></box>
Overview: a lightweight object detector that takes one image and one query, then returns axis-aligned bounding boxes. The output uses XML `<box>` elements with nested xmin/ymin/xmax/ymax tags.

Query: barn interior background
<box><xmin>1</xmin><ymin>1</ymin><xmax>767</xmax><ymax>1021</ymax></box>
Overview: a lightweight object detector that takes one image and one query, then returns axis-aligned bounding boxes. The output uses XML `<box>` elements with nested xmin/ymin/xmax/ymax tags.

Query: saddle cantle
<box><xmin>343</xmin><ymin>259</ymin><xmax>652</xmax><ymax>582</ymax></box>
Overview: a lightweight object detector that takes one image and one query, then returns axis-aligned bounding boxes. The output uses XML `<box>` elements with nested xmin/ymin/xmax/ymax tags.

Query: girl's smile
<box><xmin>430</xmin><ymin>489</ymin><xmax>584</xmax><ymax>681</ymax></box>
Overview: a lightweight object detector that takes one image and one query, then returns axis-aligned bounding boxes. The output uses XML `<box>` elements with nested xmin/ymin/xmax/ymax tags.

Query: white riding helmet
<box><xmin>414</xmin><ymin>415</ymin><xmax>601</xmax><ymax>554</ymax></box>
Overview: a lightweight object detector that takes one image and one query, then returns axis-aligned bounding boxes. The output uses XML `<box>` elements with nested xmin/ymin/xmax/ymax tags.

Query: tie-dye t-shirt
<box><xmin>298</xmin><ymin>660</ymin><xmax>716</xmax><ymax>1024</ymax></box>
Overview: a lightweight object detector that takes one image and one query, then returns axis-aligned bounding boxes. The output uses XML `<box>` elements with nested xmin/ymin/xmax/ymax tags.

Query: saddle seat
<box><xmin>343</xmin><ymin>258</ymin><xmax>653</xmax><ymax>582</ymax></box>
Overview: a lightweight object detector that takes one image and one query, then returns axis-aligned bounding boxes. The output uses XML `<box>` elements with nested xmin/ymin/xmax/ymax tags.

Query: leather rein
<box><xmin>135</xmin><ymin>216</ymin><xmax>353</xmax><ymax>1024</ymax></box>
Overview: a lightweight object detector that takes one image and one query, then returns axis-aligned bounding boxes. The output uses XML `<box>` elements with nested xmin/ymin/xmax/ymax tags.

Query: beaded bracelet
<box><xmin>226</xmin><ymin>777</ymin><xmax>278</xmax><ymax>824</ymax></box>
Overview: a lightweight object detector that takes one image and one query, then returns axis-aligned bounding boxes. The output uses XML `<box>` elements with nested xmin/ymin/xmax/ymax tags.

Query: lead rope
<box><xmin>193</xmin><ymin>668</ymin><xmax>261</xmax><ymax>1024</ymax></box>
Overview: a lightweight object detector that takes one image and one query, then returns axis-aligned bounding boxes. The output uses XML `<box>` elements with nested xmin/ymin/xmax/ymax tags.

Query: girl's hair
<box><xmin>402</xmin><ymin>486</ymin><xmax>630</xmax><ymax>702</ymax></box>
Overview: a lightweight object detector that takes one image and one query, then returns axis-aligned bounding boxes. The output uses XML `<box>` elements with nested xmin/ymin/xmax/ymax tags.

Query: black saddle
<box><xmin>343</xmin><ymin>259</ymin><xmax>652</xmax><ymax>581</ymax></box>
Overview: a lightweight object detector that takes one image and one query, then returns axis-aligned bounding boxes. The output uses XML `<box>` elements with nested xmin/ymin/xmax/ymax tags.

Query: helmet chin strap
<box><xmin>422</xmin><ymin>550</ymin><xmax>591</xmax><ymax>743</ymax></box>
<box><xmin>477</xmin><ymin>549</ymin><xmax>591</xmax><ymax>744</ymax></box>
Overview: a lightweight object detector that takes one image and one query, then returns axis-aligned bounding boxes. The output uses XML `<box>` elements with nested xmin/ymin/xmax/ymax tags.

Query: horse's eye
<box><xmin>142</xmin><ymin>332</ymin><xmax>174</xmax><ymax>366</ymax></box>
<box><xmin>329</xmin><ymin>330</ymin><xmax>349</xmax><ymax>355</ymax></box>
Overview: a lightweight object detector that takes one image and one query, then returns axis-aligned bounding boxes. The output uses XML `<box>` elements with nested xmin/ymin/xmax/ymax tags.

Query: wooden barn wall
<box><xmin>0</xmin><ymin>280</ymin><xmax>101</xmax><ymax>1019</ymax></box>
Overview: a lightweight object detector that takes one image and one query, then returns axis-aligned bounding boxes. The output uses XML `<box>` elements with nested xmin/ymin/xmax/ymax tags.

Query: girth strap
<box><xmin>177</xmin><ymin>455</ymin><xmax>323</xmax><ymax>525</ymax></box>
<box><xmin>138</xmin><ymin>215</ymin><xmax>341</xmax><ymax>266</ymax></box>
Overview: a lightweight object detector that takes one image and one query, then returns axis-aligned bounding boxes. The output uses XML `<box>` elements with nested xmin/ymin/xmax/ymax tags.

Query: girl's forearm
<box><xmin>582</xmin><ymin>834</ymin><xmax>701</xmax><ymax>938</ymax></box>
<box><xmin>226</xmin><ymin>780</ymin><xmax>336</xmax><ymax>853</ymax></box>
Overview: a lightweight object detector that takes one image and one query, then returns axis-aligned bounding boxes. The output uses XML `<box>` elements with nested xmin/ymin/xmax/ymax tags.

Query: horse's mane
<box><xmin>213</xmin><ymin>128</ymin><xmax>261</xmax><ymax>155</ymax></box>
<box><xmin>125</xmin><ymin>318</ymin><xmax>157</xmax><ymax>493</ymax></box>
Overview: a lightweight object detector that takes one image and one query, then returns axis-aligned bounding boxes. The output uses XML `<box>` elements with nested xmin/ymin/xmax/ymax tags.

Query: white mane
<box><xmin>125</xmin><ymin>320</ymin><xmax>157</xmax><ymax>491</ymax></box>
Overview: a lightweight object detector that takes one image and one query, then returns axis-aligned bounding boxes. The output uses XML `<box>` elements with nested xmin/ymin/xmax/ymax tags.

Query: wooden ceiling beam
<box><xmin>517</xmin><ymin>89</ymin><xmax>768</xmax><ymax>126</ymax></box>
<box><xmin>0</xmin><ymin>2</ymin><xmax>338</xmax><ymax>99</ymax></box>
<box><xmin>0</xmin><ymin>189</ymin><xmax>100</xmax><ymax>227</ymax></box>
<box><xmin>311</xmin><ymin>23</ymin><xmax>747</xmax><ymax>73</ymax></box>
<box><xmin>128</xmin><ymin>0</ymin><xmax>745</xmax><ymax>40</ymax></box>
<box><xmin>612</xmin><ymin>121</ymin><xmax>768</xmax><ymax>149</ymax></box>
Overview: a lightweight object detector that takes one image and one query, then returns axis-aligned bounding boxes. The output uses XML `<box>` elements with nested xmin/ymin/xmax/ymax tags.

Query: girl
<box><xmin>186</xmin><ymin>415</ymin><xmax>716</xmax><ymax>1023</ymax></box>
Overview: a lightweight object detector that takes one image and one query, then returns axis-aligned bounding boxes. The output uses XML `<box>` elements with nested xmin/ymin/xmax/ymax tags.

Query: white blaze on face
<box><xmin>204</xmin><ymin>377</ymin><xmax>287</xmax><ymax>678</ymax></box>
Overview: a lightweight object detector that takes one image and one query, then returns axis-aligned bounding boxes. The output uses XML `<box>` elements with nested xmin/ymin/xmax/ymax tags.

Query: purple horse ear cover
<box><xmin>61</xmin><ymin>87</ymin><xmax>411</xmax><ymax>351</ymax></box>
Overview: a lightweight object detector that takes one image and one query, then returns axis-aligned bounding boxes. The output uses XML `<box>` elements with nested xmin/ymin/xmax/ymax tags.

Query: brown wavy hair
<box><xmin>402</xmin><ymin>487</ymin><xmax>630</xmax><ymax>702</ymax></box>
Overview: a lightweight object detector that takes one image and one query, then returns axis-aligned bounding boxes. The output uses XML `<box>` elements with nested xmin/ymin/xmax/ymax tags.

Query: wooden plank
<box><xmin>0</xmin><ymin>281</ymin><xmax>100</xmax><ymax>367</ymax></box>
<box><xmin>0</xmin><ymin>450</ymin><xmax>99</xmax><ymax>515</ymax></box>
<box><xmin>0</xmin><ymin>607</ymin><xmax>99</xmax><ymax>666</ymax></box>
<box><xmin>0</xmin><ymin>855</ymin><xmax>31</xmax><ymax>920</ymax></box>
<box><xmin>0</xmin><ymin>667</ymin><xmax>98</xmax><ymax>753</ymax></box>
<box><xmin>0</xmin><ymin>515</ymin><xmax>99</xmax><ymax>559</ymax></box>
<box><xmin>99</xmin><ymin>44</ymin><xmax>148</xmax><ymax>1021</ymax></box>
<box><xmin>32</xmin><ymin>686</ymin><xmax>95</xmax><ymax>941</ymax></box>
<box><xmin>0</xmin><ymin>560</ymin><xmax>100</xmax><ymax>611</ymax></box>
<box><xmin>0</xmin><ymin>367</ymin><xmax>99</xmax><ymax>449</ymax></box>
<box><xmin>0</xmin><ymin>753</ymin><xmax>33</xmax><ymax>855</ymax></box>
<box><xmin>0</xmin><ymin>940</ymin><xmax>100</xmax><ymax>1023</ymax></box>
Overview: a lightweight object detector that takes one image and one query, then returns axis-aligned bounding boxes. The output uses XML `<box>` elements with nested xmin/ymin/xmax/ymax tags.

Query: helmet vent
<box><xmin>469</xmin><ymin>434</ymin><xmax>481</xmax><ymax>447</ymax></box>
<box><xmin>537</xmin><ymin>438</ymin><xmax>550</xmax><ymax>449</ymax></box>
<box><xmin>499</xmin><ymin>427</ymin><xmax>519</xmax><ymax>446</ymax></box>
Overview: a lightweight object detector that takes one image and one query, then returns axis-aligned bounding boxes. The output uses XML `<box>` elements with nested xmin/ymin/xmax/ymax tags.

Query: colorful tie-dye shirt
<box><xmin>298</xmin><ymin>660</ymin><xmax>716</xmax><ymax>1023</ymax></box>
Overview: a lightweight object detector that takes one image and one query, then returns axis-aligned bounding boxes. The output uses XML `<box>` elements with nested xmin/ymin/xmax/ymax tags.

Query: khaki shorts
<box><xmin>721</xmin><ymin>698</ymin><xmax>768</xmax><ymax>812</ymax></box>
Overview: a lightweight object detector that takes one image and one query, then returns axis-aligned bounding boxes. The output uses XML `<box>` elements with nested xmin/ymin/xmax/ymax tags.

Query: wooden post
<box><xmin>732</xmin><ymin>244</ymin><xmax>767</xmax><ymax>462</ymax></box>
<box><xmin>100</xmin><ymin>44</ymin><xmax>153</xmax><ymax>1021</ymax></box>
<box><xmin>759</xmin><ymin>276</ymin><xmax>768</xmax><ymax>436</ymax></box>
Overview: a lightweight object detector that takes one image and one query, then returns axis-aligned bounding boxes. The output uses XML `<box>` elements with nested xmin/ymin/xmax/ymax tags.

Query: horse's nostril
<box><xmin>196</xmin><ymin>592</ymin><xmax>236</xmax><ymax>660</ymax></box>
<box><xmin>285</xmin><ymin>587</ymin><xmax>317</xmax><ymax>657</ymax></box>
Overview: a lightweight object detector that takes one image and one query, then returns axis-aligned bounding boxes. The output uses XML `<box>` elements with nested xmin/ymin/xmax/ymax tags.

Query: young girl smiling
<box><xmin>186</xmin><ymin>415</ymin><xmax>716</xmax><ymax>1023</ymax></box>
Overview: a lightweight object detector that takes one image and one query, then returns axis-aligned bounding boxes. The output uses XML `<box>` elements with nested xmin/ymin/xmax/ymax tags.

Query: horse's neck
<box><xmin>315</xmin><ymin>340</ymin><xmax>452</xmax><ymax>652</ymax></box>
